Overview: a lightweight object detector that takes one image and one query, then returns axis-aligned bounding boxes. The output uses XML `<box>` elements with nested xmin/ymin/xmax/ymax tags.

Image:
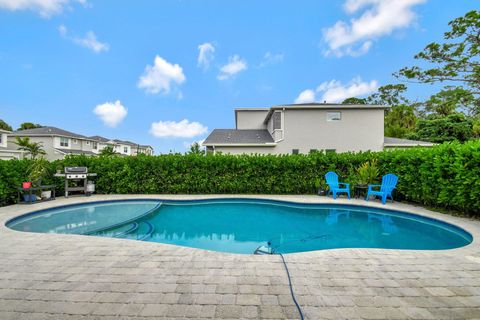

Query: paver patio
<box><xmin>0</xmin><ymin>195</ymin><xmax>479</xmax><ymax>319</ymax></box>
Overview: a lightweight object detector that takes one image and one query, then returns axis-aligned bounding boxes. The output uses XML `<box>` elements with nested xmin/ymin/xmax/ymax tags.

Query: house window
<box><xmin>92</xmin><ymin>142</ymin><xmax>98</xmax><ymax>150</ymax></box>
<box><xmin>124</xmin><ymin>146</ymin><xmax>128</xmax><ymax>153</ymax></box>
<box><xmin>273</xmin><ymin>111</ymin><xmax>282</xmax><ymax>130</ymax></box>
<box><xmin>327</xmin><ymin>112</ymin><xmax>341</xmax><ymax>121</ymax></box>
<box><xmin>309</xmin><ymin>149</ymin><xmax>318</xmax><ymax>154</ymax></box>
<box><xmin>325</xmin><ymin>149</ymin><xmax>336</xmax><ymax>154</ymax></box>
<box><xmin>0</xmin><ymin>134</ymin><xmax>2</xmax><ymax>144</ymax></box>
<box><xmin>86</xmin><ymin>141</ymin><xmax>90</xmax><ymax>145</ymax></box>
<box><xmin>292</xmin><ymin>149</ymin><xmax>299</xmax><ymax>155</ymax></box>
<box><xmin>60</xmin><ymin>137</ymin><xmax>69</xmax><ymax>147</ymax></box>
<box><xmin>73</xmin><ymin>139</ymin><xmax>78</xmax><ymax>144</ymax></box>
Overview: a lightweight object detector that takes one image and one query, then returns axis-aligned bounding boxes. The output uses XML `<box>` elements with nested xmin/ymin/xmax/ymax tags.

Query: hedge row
<box><xmin>1</xmin><ymin>140</ymin><xmax>479</xmax><ymax>214</ymax></box>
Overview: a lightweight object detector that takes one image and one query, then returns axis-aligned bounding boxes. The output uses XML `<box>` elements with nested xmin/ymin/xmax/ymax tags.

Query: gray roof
<box><xmin>114</xmin><ymin>139</ymin><xmax>139</xmax><ymax>146</ymax></box>
<box><xmin>11</xmin><ymin>126</ymin><xmax>87</xmax><ymax>139</ymax></box>
<box><xmin>384</xmin><ymin>137</ymin><xmax>435</xmax><ymax>147</ymax></box>
<box><xmin>203</xmin><ymin>129</ymin><xmax>275</xmax><ymax>145</ymax></box>
<box><xmin>89</xmin><ymin>135</ymin><xmax>111</xmax><ymax>143</ymax></box>
<box><xmin>55</xmin><ymin>148</ymin><xmax>97</xmax><ymax>155</ymax></box>
<box><xmin>0</xmin><ymin>129</ymin><xmax>12</xmax><ymax>134</ymax></box>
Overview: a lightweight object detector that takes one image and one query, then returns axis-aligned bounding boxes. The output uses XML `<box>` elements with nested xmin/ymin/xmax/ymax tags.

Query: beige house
<box><xmin>203</xmin><ymin>103</ymin><xmax>434</xmax><ymax>155</ymax></box>
<box><xmin>6</xmin><ymin>127</ymin><xmax>154</xmax><ymax>160</ymax></box>
<box><xmin>0</xmin><ymin>129</ymin><xmax>24</xmax><ymax>160</ymax></box>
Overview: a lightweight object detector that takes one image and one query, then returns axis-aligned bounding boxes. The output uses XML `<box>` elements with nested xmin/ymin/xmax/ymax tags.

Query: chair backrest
<box><xmin>380</xmin><ymin>174</ymin><xmax>398</xmax><ymax>192</ymax></box>
<box><xmin>325</xmin><ymin>171</ymin><xmax>339</xmax><ymax>188</ymax></box>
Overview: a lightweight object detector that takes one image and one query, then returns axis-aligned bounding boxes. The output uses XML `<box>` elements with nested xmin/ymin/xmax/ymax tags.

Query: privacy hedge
<box><xmin>1</xmin><ymin>140</ymin><xmax>479</xmax><ymax>214</ymax></box>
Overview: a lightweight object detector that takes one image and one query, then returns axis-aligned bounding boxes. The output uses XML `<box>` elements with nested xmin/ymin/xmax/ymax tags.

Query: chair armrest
<box><xmin>368</xmin><ymin>184</ymin><xmax>382</xmax><ymax>191</ymax></box>
<box><xmin>338</xmin><ymin>182</ymin><xmax>350</xmax><ymax>188</ymax></box>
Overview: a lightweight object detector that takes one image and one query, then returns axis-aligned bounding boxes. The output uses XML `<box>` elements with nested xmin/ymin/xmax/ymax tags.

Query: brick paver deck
<box><xmin>0</xmin><ymin>195</ymin><xmax>479</xmax><ymax>319</ymax></box>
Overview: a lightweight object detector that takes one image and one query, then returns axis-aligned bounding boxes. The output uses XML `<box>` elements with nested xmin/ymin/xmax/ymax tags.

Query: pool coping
<box><xmin>2</xmin><ymin>195</ymin><xmax>480</xmax><ymax>319</ymax></box>
<box><xmin>1</xmin><ymin>194</ymin><xmax>479</xmax><ymax>257</ymax></box>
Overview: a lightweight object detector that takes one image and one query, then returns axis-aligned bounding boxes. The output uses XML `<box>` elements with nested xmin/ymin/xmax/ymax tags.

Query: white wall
<box><xmin>235</xmin><ymin>110</ymin><xmax>269</xmax><ymax>129</ymax></box>
<box><xmin>272</xmin><ymin>108</ymin><xmax>384</xmax><ymax>154</ymax></box>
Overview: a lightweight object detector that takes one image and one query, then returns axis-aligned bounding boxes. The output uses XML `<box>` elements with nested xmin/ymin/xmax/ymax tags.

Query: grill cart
<box><xmin>54</xmin><ymin>166</ymin><xmax>97</xmax><ymax>198</ymax></box>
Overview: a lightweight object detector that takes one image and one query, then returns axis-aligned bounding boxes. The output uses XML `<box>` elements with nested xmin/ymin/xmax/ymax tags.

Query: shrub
<box><xmin>1</xmin><ymin>141</ymin><xmax>479</xmax><ymax>214</ymax></box>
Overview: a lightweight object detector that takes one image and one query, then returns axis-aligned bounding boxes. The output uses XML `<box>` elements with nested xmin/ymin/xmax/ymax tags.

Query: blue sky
<box><xmin>0</xmin><ymin>0</ymin><xmax>476</xmax><ymax>153</ymax></box>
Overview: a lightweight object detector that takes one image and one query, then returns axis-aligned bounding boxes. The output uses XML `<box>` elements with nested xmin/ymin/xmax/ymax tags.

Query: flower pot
<box><xmin>23</xmin><ymin>194</ymin><xmax>36</xmax><ymax>202</ymax></box>
<box><xmin>41</xmin><ymin>190</ymin><xmax>51</xmax><ymax>199</ymax></box>
<box><xmin>22</xmin><ymin>182</ymin><xmax>32</xmax><ymax>189</ymax></box>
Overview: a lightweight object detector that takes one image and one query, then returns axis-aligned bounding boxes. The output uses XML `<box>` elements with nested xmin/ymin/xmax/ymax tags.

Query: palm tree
<box><xmin>13</xmin><ymin>137</ymin><xmax>46</xmax><ymax>159</ymax></box>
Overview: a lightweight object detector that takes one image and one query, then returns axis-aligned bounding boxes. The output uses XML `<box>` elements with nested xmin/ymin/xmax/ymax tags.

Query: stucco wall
<box><xmin>268</xmin><ymin>108</ymin><xmax>384</xmax><ymax>154</ymax></box>
<box><xmin>235</xmin><ymin>110</ymin><xmax>268</xmax><ymax>129</ymax></box>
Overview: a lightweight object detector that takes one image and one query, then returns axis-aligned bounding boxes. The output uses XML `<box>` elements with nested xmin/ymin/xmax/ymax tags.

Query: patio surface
<box><xmin>0</xmin><ymin>194</ymin><xmax>480</xmax><ymax>319</ymax></box>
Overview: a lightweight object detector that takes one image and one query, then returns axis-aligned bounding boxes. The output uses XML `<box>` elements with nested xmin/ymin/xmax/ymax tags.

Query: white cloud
<box><xmin>258</xmin><ymin>51</ymin><xmax>284</xmax><ymax>68</ymax></box>
<box><xmin>197</xmin><ymin>42</ymin><xmax>215</xmax><ymax>69</ymax></box>
<box><xmin>294</xmin><ymin>77</ymin><xmax>378</xmax><ymax>103</ymax></box>
<box><xmin>58</xmin><ymin>25</ymin><xmax>109</xmax><ymax>53</ymax></box>
<box><xmin>138</xmin><ymin>55</ymin><xmax>186</xmax><ymax>95</ymax></box>
<box><xmin>58</xmin><ymin>24</ymin><xmax>67</xmax><ymax>36</ymax></box>
<box><xmin>0</xmin><ymin>0</ymin><xmax>87</xmax><ymax>17</ymax></box>
<box><xmin>323</xmin><ymin>0</ymin><xmax>426</xmax><ymax>57</ymax></box>
<box><xmin>73</xmin><ymin>31</ymin><xmax>109</xmax><ymax>53</ymax></box>
<box><xmin>317</xmin><ymin>77</ymin><xmax>378</xmax><ymax>102</ymax></box>
<box><xmin>150</xmin><ymin>119</ymin><xmax>208</xmax><ymax>138</ymax></box>
<box><xmin>93</xmin><ymin>100</ymin><xmax>127</xmax><ymax>127</ymax></box>
<box><xmin>217</xmin><ymin>55</ymin><xmax>247</xmax><ymax>80</ymax></box>
<box><xmin>294</xmin><ymin>89</ymin><xmax>316</xmax><ymax>104</ymax></box>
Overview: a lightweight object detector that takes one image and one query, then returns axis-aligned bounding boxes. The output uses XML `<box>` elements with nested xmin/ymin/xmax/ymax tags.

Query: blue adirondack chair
<box><xmin>325</xmin><ymin>172</ymin><xmax>350</xmax><ymax>199</ymax></box>
<box><xmin>366</xmin><ymin>173</ymin><xmax>398</xmax><ymax>204</ymax></box>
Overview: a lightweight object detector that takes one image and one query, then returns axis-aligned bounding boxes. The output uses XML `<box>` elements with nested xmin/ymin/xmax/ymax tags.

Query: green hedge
<box><xmin>1</xmin><ymin>140</ymin><xmax>479</xmax><ymax>214</ymax></box>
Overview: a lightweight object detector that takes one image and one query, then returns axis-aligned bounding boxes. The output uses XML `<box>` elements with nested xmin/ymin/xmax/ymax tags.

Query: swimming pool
<box><xmin>6</xmin><ymin>199</ymin><xmax>472</xmax><ymax>254</ymax></box>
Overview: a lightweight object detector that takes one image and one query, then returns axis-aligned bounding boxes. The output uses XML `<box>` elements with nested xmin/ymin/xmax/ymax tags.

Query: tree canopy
<box><xmin>17</xmin><ymin>122</ymin><xmax>42</xmax><ymax>131</ymax></box>
<box><xmin>0</xmin><ymin>119</ymin><xmax>12</xmax><ymax>132</ymax></box>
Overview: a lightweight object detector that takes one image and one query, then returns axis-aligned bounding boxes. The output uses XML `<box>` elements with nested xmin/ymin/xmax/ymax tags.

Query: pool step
<box><xmin>95</xmin><ymin>223</ymin><xmax>138</xmax><ymax>238</ymax></box>
<box><xmin>137</xmin><ymin>221</ymin><xmax>154</xmax><ymax>241</ymax></box>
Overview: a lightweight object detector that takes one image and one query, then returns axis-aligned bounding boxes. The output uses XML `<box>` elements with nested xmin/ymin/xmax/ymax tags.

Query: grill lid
<box><xmin>64</xmin><ymin>166</ymin><xmax>88</xmax><ymax>173</ymax></box>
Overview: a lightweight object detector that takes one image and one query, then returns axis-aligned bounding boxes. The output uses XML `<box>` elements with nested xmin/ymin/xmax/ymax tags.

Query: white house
<box><xmin>203</xmin><ymin>103</ymin><xmax>434</xmax><ymax>155</ymax></box>
<box><xmin>0</xmin><ymin>129</ymin><xmax>24</xmax><ymax>160</ymax></box>
<box><xmin>6</xmin><ymin>127</ymin><xmax>154</xmax><ymax>160</ymax></box>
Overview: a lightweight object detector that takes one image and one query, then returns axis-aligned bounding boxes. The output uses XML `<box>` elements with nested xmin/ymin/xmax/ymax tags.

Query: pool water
<box><xmin>6</xmin><ymin>199</ymin><xmax>472</xmax><ymax>254</ymax></box>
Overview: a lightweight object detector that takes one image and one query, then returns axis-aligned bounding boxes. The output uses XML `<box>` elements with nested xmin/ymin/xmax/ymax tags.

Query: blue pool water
<box><xmin>6</xmin><ymin>199</ymin><xmax>472</xmax><ymax>254</ymax></box>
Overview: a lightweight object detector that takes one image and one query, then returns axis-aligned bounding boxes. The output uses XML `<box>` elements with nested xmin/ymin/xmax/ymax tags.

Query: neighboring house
<box><xmin>0</xmin><ymin>129</ymin><xmax>24</xmax><ymax>160</ymax></box>
<box><xmin>112</xmin><ymin>140</ymin><xmax>154</xmax><ymax>156</ymax></box>
<box><xmin>8</xmin><ymin>127</ymin><xmax>98</xmax><ymax>161</ymax></box>
<box><xmin>203</xmin><ymin>103</ymin><xmax>434</xmax><ymax>155</ymax></box>
<box><xmin>6</xmin><ymin>127</ymin><xmax>154</xmax><ymax>161</ymax></box>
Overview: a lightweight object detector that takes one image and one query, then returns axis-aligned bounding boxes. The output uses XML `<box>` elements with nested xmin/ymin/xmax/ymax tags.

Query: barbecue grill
<box><xmin>54</xmin><ymin>167</ymin><xmax>97</xmax><ymax>197</ymax></box>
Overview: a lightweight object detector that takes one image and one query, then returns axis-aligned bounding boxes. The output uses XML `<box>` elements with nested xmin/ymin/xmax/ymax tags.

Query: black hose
<box><xmin>278</xmin><ymin>253</ymin><xmax>305</xmax><ymax>320</ymax></box>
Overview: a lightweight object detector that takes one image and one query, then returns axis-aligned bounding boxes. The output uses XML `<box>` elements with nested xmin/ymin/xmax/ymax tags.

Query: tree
<box><xmin>188</xmin><ymin>142</ymin><xmax>204</xmax><ymax>155</ymax></box>
<box><xmin>396</xmin><ymin>10</ymin><xmax>480</xmax><ymax>115</ymax></box>
<box><xmin>341</xmin><ymin>97</ymin><xmax>367</xmax><ymax>104</ymax></box>
<box><xmin>366</xmin><ymin>84</ymin><xmax>419</xmax><ymax>138</ymax></box>
<box><xmin>13</xmin><ymin>137</ymin><xmax>46</xmax><ymax>159</ymax></box>
<box><xmin>17</xmin><ymin>122</ymin><xmax>42</xmax><ymax>131</ymax></box>
<box><xmin>99</xmin><ymin>146</ymin><xmax>117</xmax><ymax>156</ymax></box>
<box><xmin>408</xmin><ymin>113</ymin><xmax>473</xmax><ymax>143</ymax></box>
<box><xmin>0</xmin><ymin>119</ymin><xmax>12</xmax><ymax>131</ymax></box>
<box><xmin>384</xmin><ymin>104</ymin><xmax>417</xmax><ymax>138</ymax></box>
<box><xmin>367</xmin><ymin>84</ymin><xmax>411</xmax><ymax>106</ymax></box>
<box><xmin>421</xmin><ymin>86</ymin><xmax>477</xmax><ymax>117</ymax></box>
